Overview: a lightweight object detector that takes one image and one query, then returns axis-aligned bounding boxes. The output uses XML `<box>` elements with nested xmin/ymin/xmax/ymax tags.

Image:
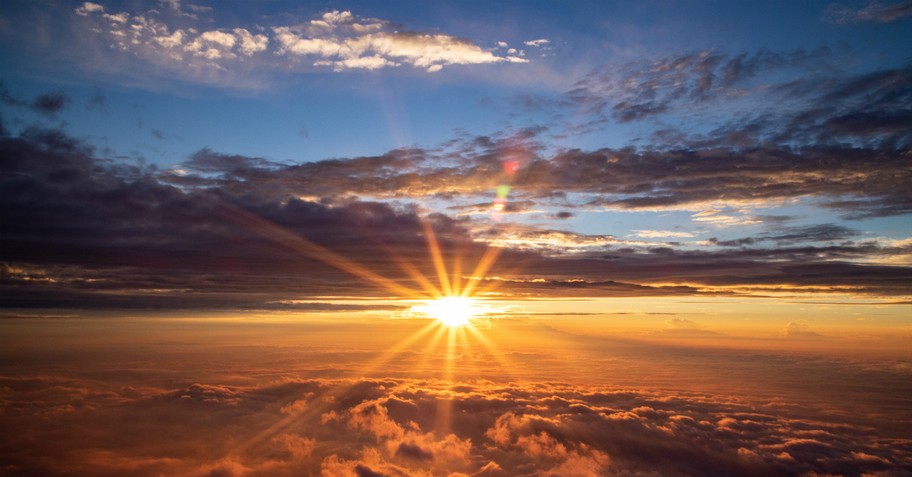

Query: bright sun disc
<box><xmin>418</xmin><ymin>296</ymin><xmax>477</xmax><ymax>327</ymax></box>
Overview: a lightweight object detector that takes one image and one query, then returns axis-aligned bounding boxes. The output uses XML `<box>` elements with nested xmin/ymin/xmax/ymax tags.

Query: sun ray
<box><xmin>452</xmin><ymin>251</ymin><xmax>463</xmax><ymax>297</ymax></box>
<box><xmin>379</xmin><ymin>242</ymin><xmax>444</xmax><ymax>298</ymax></box>
<box><xmin>227</xmin><ymin>374</ymin><xmax>385</xmax><ymax>459</ymax></box>
<box><xmin>423</xmin><ymin>220</ymin><xmax>454</xmax><ymax>297</ymax></box>
<box><xmin>465</xmin><ymin>259</ymin><xmax>527</xmax><ymax>299</ymax></box>
<box><xmin>463</xmin><ymin>323</ymin><xmax>518</xmax><ymax>382</ymax></box>
<box><xmin>212</xmin><ymin>201</ymin><xmax>423</xmax><ymax>299</ymax></box>
<box><xmin>207</xmin><ymin>200</ymin><xmax>514</xmax><ymax>454</ymax></box>
<box><xmin>435</xmin><ymin>324</ymin><xmax>459</xmax><ymax>435</ymax></box>
<box><xmin>460</xmin><ymin>245</ymin><xmax>502</xmax><ymax>298</ymax></box>
<box><xmin>354</xmin><ymin>319</ymin><xmax>441</xmax><ymax>375</ymax></box>
<box><xmin>226</xmin><ymin>319</ymin><xmax>443</xmax><ymax>458</ymax></box>
<box><xmin>415</xmin><ymin>322</ymin><xmax>449</xmax><ymax>376</ymax></box>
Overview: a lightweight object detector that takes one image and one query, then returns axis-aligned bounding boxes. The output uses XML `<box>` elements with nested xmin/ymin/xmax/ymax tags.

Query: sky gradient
<box><xmin>1</xmin><ymin>1</ymin><xmax>911</xmax><ymax>476</ymax></box>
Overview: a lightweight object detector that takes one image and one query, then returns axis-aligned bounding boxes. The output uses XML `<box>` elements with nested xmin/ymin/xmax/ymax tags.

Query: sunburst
<box><xmin>212</xmin><ymin>200</ymin><xmax>517</xmax><ymax>453</ymax></box>
<box><xmin>413</xmin><ymin>296</ymin><xmax>479</xmax><ymax>328</ymax></box>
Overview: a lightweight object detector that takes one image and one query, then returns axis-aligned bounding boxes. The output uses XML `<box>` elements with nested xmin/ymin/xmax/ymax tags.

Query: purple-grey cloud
<box><xmin>172</xmin><ymin>141</ymin><xmax>912</xmax><ymax>219</ymax></box>
<box><xmin>2</xmin><ymin>126</ymin><xmax>911</xmax><ymax>311</ymax></box>
<box><xmin>0</xmin><ymin>81</ymin><xmax>70</xmax><ymax>118</ymax></box>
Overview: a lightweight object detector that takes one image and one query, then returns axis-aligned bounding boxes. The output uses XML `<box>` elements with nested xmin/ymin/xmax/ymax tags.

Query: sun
<box><xmin>416</xmin><ymin>296</ymin><xmax>478</xmax><ymax>328</ymax></box>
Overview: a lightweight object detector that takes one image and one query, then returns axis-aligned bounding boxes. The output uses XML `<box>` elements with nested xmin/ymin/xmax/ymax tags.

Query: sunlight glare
<box><xmin>416</xmin><ymin>296</ymin><xmax>478</xmax><ymax>327</ymax></box>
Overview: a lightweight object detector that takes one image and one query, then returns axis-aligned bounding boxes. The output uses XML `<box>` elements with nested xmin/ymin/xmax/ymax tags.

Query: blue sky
<box><xmin>2</xmin><ymin>0</ymin><xmax>907</xmax><ymax>166</ymax></box>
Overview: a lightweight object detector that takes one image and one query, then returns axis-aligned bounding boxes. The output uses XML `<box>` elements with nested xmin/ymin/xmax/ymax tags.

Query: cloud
<box><xmin>74</xmin><ymin>2</ymin><xmax>104</xmax><ymax>16</ymax></box>
<box><xmin>709</xmin><ymin>224</ymin><xmax>861</xmax><ymax>247</ymax></box>
<box><xmin>1</xmin><ymin>373</ymin><xmax>908</xmax><ymax>476</ymax></box>
<box><xmin>656</xmin><ymin>318</ymin><xmax>723</xmax><ymax>336</ymax></box>
<box><xmin>666</xmin><ymin>317</ymin><xmax>701</xmax><ymax>329</ymax></box>
<box><xmin>31</xmin><ymin>93</ymin><xmax>68</xmax><ymax>117</ymax></box>
<box><xmin>74</xmin><ymin>4</ymin><xmax>271</xmax><ymax>71</ymax></box>
<box><xmin>2</xmin><ymin>126</ymin><xmax>911</xmax><ymax>311</ymax></box>
<box><xmin>447</xmin><ymin>199</ymin><xmax>538</xmax><ymax>216</ymax></box>
<box><xmin>635</xmin><ymin>230</ymin><xmax>695</xmax><ymax>239</ymax></box>
<box><xmin>167</xmin><ymin>131</ymin><xmax>911</xmax><ymax>221</ymax></box>
<box><xmin>85</xmin><ymin>90</ymin><xmax>108</xmax><ymax>112</ymax></box>
<box><xmin>273</xmin><ymin>15</ymin><xmax>528</xmax><ymax>72</ymax></box>
<box><xmin>783</xmin><ymin>321</ymin><xmax>827</xmax><ymax>338</ymax></box>
<box><xmin>71</xmin><ymin>5</ymin><xmax>527</xmax><ymax>83</ymax></box>
<box><xmin>0</xmin><ymin>81</ymin><xmax>70</xmax><ymax>117</ymax></box>
<box><xmin>470</xmin><ymin>224</ymin><xmax>624</xmax><ymax>255</ymax></box>
<box><xmin>558</xmin><ymin>48</ymin><xmax>911</xmax><ymax>153</ymax></box>
<box><xmin>550</xmin><ymin>211</ymin><xmax>575</xmax><ymax>219</ymax></box>
<box><xmin>523</xmin><ymin>38</ymin><xmax>550</xmax><ymax>47</ymax></box>
<box><xmin>0</xmin><ymin>128</ymin><xmax>480</xmax><ymax>309</ymax></box>
<box><xmin>824</xmin><ymin>1</ymin><xmax>912</xmax><ymax>23</ymax></box>
<box><xmin>565</xmin><ymin>48</ymin><xmax>835</xmax><ymax>124</ymax></box>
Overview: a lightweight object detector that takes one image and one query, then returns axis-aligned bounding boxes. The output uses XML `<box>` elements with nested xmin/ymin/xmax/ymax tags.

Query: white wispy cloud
<box><xmin>74</xmin><ymin>2</ymin><xmax>104</xmax><ymax>16</ymax></box>
<box><xmin>824</xmin><ymin>0</ymin><xmax>912</xmax><ymax>23</ymax></box>
<box><xmin>273</xmin><ymin>11</ymin><xmax>528</xmax><ymax>72</ymax></box>
<box><xmin>635</xmin><ymin>230</ymin><xmax>695</xmax><ymax>238</ymax></box>
<box><xmin>692</xmin><ymin>208</ymin><xmax>761</xmax><ymax>227</ymax></box>
<box><xmin>73</xmin><ymin>4</ymin><xmax>528</xmax><ymax>80</ymax></box>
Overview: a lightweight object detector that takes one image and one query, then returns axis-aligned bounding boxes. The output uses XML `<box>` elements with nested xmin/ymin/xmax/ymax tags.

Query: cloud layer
<box><xmin>1</xmin><ymin>372</ymin><xmax>909</xmax><ymax>476</ymax></box>
<box><xmin>2</xmin><ymin>123</ymin><xmax>910</xmax><ymax>311</ymax></box>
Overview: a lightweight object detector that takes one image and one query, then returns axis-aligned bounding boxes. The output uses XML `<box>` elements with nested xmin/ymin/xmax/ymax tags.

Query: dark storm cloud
<box><xmin>1</xmin><ymin>374</ymin><xmax>909</xmax><ymax>476</ymax></box>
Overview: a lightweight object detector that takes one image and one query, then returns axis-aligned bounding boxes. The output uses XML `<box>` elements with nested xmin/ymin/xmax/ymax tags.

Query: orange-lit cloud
<box><xmin>1</xmin><ymin>373</ymin><xmax>908</xmax><ymax>476</ymax></box>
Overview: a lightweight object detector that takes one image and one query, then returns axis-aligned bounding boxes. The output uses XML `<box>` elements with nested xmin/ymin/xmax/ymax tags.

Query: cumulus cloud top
<box><xmin>1</xmin><ymin>371</ymin><xmax>909</xmax><ymax>476</ymax></box>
